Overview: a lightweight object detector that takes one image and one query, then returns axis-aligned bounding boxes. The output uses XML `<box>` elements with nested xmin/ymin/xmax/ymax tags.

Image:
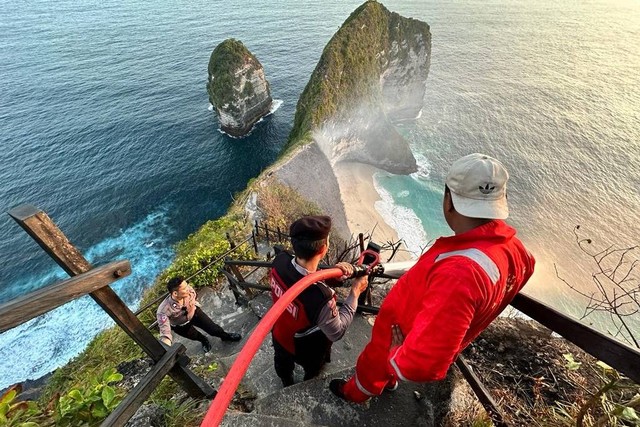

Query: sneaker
<box><xmin>222</xmin><ymin>332</ymin><xmax>241</xmax><ymax>342</ymax></box>
<box><xmin>329</xmin><ymin>379</ymin><xmax>347</xmax><ymax>400</ymax></box>
<box><xmin>202</xmin><ymin>340</ymin><xmax>212</xmax><ymax>353</ymax></box>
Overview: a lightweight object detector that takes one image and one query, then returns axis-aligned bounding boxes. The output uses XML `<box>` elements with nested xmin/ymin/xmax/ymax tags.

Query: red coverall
<box><xmin>342</xmin><ymin>220</ymin><xmax>535</xmax><ymax>401</ymax></box>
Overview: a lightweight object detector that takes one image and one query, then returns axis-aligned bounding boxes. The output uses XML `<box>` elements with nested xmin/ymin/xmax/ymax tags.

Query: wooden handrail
<box><xmin>455</xmin><ymin>357</ymin><xmax>508</xmax><ymax>427</ymax></box>
<box><xmin>512</xmin><ymin>293</ymin><xmax>640</xmax><ymax>384</ymax></box>
<box><xmin>0</xmin><ymin>260</ymin><xmax>131</xmax><ymax>333</ymax></box>
<box><xmin>101</xmin><ymin>344</ymin><xmax>188</xmax><ymax>427</ymax></box>
<box><xmin>8</xmin><ymin>204</ymin><xmax>215</xmax><ymax>418</ymax></box>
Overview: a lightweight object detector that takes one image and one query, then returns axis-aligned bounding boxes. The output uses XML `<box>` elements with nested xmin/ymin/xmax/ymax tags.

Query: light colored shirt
<box><xmin>156</xmin><ymin>284</ymin><xmax>198</xmax><ymax>345</ymax></box>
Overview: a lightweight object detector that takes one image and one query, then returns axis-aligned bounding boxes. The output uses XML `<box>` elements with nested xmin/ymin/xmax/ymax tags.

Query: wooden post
<box><xmin>8</xmin><ymin>205</ymin><xmax>215</xmax><ymax>399</ymax></box>
<box><xmin>455</xmin><ymin>356</ymin><xmax>508</xmax><ymax>427</ymax></box>
<box><xmin>101</xmin><ymin>344</ymin><xmax>191</xmax><ymax>427</ymax></box>
<box><xmin>226</xmin><ymin>232</ymin><xmax>236</xmax><ymax>250</ymax></box>
<box><xmin>251</xmin><ymin>229</ymin><xmax>258</xmax><ymax>255</ymax></box>
<box><xmin>254</xmin><ymin>220</ymin><xmax>259</xmax><ymax>238</ymax></box>
<box><xmin>265</xmin><ymin>225</ymin><xmax>270</xmax><ymax>243</ymax></box>
<box><xmin>277</xmin><ymin>227</ymin><xmax>282</xmax><ymax>242</ymax></box>
<box><xmin>227</xmin><ymin>262</ymin><xmax>254</xmax><ymax>299</ymax></box>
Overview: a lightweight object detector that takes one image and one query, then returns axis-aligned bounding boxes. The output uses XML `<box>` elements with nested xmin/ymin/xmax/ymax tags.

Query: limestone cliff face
<box><xmin>286</xmin><ymin>1</ymin><xmax>431</xmax><ymax>174</ymax></box>
<box><xmin>207</xmin><ymin>39</ymin><xmax>273</xmax><ymax>137</ymax></box>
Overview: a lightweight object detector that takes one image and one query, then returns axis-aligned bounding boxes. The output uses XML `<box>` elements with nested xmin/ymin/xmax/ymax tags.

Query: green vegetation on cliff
<box><xmin>15</xmin><ymin>3</ymin><xmax>429</xmax><ymax>425</ymax></box>
<box><xmin>285</xmin><ymin>0</ymin><xmax>430</xmax><ymax>151</ymax></box>
<box><xmin>207</xmin><ymin>38</ymin><xmax>258</xmax><ymax>109</ymax></box>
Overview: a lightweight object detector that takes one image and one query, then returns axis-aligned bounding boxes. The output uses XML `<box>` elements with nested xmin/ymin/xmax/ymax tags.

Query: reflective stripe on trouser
<box><xmin>342</xmin><ymin>302</ymin><xmax>397</xmax><ymax>402</ymax></box>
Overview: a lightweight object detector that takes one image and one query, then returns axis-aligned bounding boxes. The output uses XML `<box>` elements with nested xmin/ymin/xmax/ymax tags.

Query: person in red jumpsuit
<box><xmin>329</xmin><ymin>153</ymin><xmax>536</xmax><ymax>402</ymax></box>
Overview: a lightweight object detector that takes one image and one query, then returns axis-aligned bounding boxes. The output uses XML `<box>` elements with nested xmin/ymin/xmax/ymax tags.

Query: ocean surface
<box><xmin>1</xmin><ymin>0</ymin><xmax>638</xmax><ymax>389</ymax></box>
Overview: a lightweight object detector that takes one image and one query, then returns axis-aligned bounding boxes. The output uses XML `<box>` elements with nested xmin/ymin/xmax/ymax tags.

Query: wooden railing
<box><xmin>221</xmin><ymin>257</ymin><xmax>640</xmax><ymax>427</ymax></box>
<box><xmin>8</xmin><ymin>207</ymin><xmax>639</xmax><ymax>426</ymax></box>
<box><xmin>4</xmin><ymin>205</ymin><xmax>216</xmax><ymax>427</ymax></box>
<box><xmin>134</xmin><ymin>231</ymin><xmax>261</xmax><ymax>329</ymax></box>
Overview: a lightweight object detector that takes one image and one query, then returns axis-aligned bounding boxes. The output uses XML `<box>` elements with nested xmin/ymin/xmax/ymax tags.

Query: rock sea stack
<box><xmin>285</xmin><ymin>0</ymin><xmax>431</xmax><ymax>174</ymax></box>
<box><xmin>207</xmin><ymin>39</ymin><xmax>273</xmax><ymax>137</ymax></box>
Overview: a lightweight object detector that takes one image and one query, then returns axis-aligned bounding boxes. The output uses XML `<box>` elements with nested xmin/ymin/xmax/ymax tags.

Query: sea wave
<box><xmin>0</xmin><ymin>209</ymin><xmax>175</xmax><ymax>390</ymax></box>
<box><xmin>411</xmin><ymin>152</ymin><xmax>432</xmax><ymax>181</ymax></box>
<box><xmin>372</xmin><ymin>176</ymin><xmax>428</xmax><ymax>258</ymax></box>
<box><xmin>269</xmin><ymin>99</ymin><xmax>283</xmax><ymax>114</ymax></box>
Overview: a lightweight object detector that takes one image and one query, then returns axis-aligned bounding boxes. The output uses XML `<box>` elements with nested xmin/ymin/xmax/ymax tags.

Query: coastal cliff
<box><xmin>262</xmin><ymin>1</ymin><xmax>431</xmax><ymax>243</ymax></box>
<box><xmin>207</xmin><ymin>39</ymin><xmax>273</xmax><ymax>137</ymax></box>
<box><xmin>285</xmin><ymin>0</ymin><xmax>431</xmax><ymax>174</ymax></box>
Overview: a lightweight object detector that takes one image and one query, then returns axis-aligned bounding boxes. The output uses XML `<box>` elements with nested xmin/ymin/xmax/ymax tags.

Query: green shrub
<box><xmin>160</xmin><ymin>216</ymin><xmax>254</xmax><ymax>289</ymax></box>
<box><xmin>256</xmin><ymin>182</ymin><xmax>321</xmax><ymax>234</ymax></box>
<box><xmin>0</xmin><ymin>385</ymin><xmax>41</xmax><ymax>427</ymax></box>
<box><xmin>1</xmin><ymin>368</ymin><xmax>124</xmax><ymax>426</ymax></box>
<box><xmin>54</xmin><ymin>368</ymin><xmax>123</xmax><ymax>426</ymax></box>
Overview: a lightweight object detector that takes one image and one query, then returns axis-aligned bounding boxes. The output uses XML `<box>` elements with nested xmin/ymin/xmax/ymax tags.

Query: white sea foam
<box><xmin>411</xmin><ymin>153</ymin><xmax>431</xmax><ymax>181</ymax></box>
<box><xmin>269</xmin><ymin>99</ymin><xmax>283</xmax><ymax>114</ymax></box>
<box><xmin>208</xmin><ymin>103</ymin><xmax>214</xmax><ymax>111</ymax></box>
<box><xmin>0</xmin><ymin>210</ymin><xmax>175</xmax><ymax>389</ymax></box>
<box><xmin>373</xmin><ymin>175</ymin><xmax>428</xmax><ymax>258</ymax></box>
<box><xmin>216</xmin><ymin>100</ymin><xmax>282</xmax><ymax>139</ymax></box>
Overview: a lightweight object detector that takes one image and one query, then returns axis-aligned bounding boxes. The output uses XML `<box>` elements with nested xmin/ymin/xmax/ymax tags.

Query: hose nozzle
<box><xmin>351</xmin><ymin>249</ymin><xmax>382</xmax><ymax>277</ymax></box>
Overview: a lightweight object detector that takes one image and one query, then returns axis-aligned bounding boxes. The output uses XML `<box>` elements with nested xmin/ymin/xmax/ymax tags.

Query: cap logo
<box><xmin>479</xmin><ymin>183</ymin><xmax>496</xmax><ymax>194</ymax></box>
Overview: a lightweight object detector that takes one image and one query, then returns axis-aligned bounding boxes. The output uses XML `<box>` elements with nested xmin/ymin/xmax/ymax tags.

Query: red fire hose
<box><xmin>200</xmin><ymin>267</ymin><xmax>345</xmax><ymax>426</ymax></box>
<box><xmin>200</xmin><ymin>250</ymin><xmax>380</xmax><ymax>426</ymax></box>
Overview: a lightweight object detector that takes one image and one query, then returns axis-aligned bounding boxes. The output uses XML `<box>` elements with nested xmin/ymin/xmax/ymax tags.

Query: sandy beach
<box><xmin>334</xmin><ymin>162</ymin><xmax>413</xmax><ymax>261</ymax></box>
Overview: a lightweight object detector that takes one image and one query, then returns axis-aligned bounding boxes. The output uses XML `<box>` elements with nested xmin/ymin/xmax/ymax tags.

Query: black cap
<box><xmin>289</xmin><ymin>215</ymin><xmax>331</xmax><ymax>241</ymax></box>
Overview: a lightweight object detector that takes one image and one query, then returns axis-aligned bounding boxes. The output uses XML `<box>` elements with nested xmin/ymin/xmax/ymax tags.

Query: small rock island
<box><xmin>207</xmin><ymin>39</ymin><xmax>273</xmax><ymax>137</ymax></box>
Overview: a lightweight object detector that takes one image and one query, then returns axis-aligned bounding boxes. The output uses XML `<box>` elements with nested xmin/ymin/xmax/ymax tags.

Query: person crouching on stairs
<box><xmin>157</xmin><ymin>277</ymin><xmax>241</xmax><ymax>353</ymax></box>
<box><xmin>270</xmin><ymin>215</ymin><xmax>369</xmax><ymax>387</ymax></box>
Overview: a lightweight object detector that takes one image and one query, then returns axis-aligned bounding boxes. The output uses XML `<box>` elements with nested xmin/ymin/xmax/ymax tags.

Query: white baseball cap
<box><xmin>445</xmin><ymin>153</ymin><xmax>509</xmax><ymax>219</ymax></box>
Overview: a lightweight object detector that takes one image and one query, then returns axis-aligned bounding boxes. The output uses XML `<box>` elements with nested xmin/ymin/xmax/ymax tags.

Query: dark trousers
<box><xmin>273</xmin><ymin>333</ymin><xmax>332</xmax><ymax>387</ymax></box>
<box><xmin>173</xmin><ymin>306</ymin><xmax>228</xmax><ymax>345</ymax></box>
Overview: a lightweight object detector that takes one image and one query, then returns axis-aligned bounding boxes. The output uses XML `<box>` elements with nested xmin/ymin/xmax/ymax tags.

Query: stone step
<box><xmin>253</xmin><ymin>367</ymin><xmax>453</xmax><ymax>427</ymax></box>
<box><xmin>220</xmin><ymin>411</ymin><xmax>327</xmax><ymax>427</ymax></box>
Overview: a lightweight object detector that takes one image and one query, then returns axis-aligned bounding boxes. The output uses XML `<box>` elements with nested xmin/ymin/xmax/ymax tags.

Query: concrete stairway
<box><xmin>183</xmin><ymin>283</ymin><xmax>452</xmax><ymax>426</ymax></box>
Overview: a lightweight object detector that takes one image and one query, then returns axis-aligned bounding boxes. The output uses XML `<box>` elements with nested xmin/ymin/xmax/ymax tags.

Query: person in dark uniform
<box><xmin>157</xmin><ymin>277</ymin><xmax>241</xmax><ymax>352</ymax></box>
<box><xmin>270</xmin><ymin>215</ymin><xmax>369</xmax><ymax>387</ymax></box>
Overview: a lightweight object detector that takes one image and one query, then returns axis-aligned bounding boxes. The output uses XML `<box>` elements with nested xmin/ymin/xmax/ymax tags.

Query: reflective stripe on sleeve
<box><xmin>389</xmin><ymin>346</ymin><xmax>409</xmax><ymax>382</ymax></box>
<box><xmin>435</xmin><ymin>248</ymin><xmax>500</xmax><ymax>285</ymax></box>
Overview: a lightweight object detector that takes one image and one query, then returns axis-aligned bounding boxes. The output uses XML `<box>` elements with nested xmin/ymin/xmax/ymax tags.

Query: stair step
<box><xmin>253</xmin><ymin>367</ymin><xmax>453</xmax><ymax>427</ymax></box>
<box><xmin>221</xmin><ymin>411</ymin><xmax>327</xmax><ymax>427</ymax></box>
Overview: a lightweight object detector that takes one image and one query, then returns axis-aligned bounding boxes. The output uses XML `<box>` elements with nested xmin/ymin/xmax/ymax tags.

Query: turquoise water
<box><xmin>1</xmin><ymin>0</ymin><xmax>639</xmax><ymax>388</ymax></box>
<box><xmin>373</xmin><ymin>1</ymin><xmax>640</xmax><ymax>322</ymax></box>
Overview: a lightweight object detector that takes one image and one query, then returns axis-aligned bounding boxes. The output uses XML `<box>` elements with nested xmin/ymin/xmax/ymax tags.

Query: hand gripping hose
<box><xmin>200</xmin><ymin>267</ymin><xmax>345</xmax><ymax>426</ymax></box>
<box><xmin>200</xmin><ymin>254</ymin><xmax>381</xmax><ymax>426</ymax></box>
